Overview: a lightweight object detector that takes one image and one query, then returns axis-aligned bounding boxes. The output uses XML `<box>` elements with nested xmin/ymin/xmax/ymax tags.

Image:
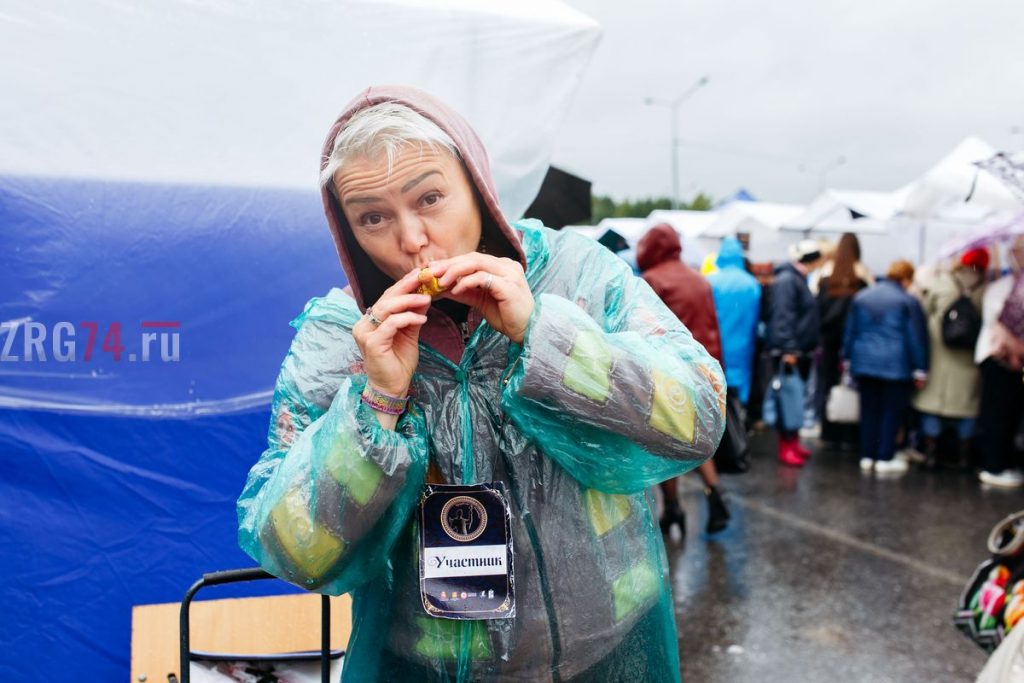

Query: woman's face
<box><xmin>332</xmin><ymin>146</ymin><xmax>483</xmax><ymax>281</ymax></box>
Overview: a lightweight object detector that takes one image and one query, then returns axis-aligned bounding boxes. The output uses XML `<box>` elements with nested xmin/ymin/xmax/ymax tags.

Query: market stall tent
<box><xmin>900</xmin><ymin>137</ymin><xmax>1024</xmax><ymax>264</ymax></box>
<box><xmin>903</xmin><ymin>137</ymin><xmax>1021</xmax><ymax>219</ymax></box>
<box><xmin>782</xmin><ymin>188</ymin><xmax>909</xmax><ymax>234</ymax></box>
<box><xmin>701</xmin><ymin>201</ymin><xmax>806</xmax><ymax>264</ymax></box>
<box><xmin>780</xmin><ymin>189</ymin><xmax>910</xmax><ymax>274</ymax></box>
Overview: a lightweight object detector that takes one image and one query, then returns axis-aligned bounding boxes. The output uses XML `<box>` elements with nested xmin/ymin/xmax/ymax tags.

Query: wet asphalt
<box><xmin>667</xmin><ymin>432</ymin><xmax>1022</xmax><ymax>682</ymax></box>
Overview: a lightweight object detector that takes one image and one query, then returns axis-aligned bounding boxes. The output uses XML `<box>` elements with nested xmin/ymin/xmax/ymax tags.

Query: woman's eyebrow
<box><xmin>344</xmin><ymin>195</ymin><xmax>380</xmax><ymax>206</ymax></box>
<box><xmin>401</xmin><ymin>170</ymin><xmax>441</xmax><ymax>194</ymax></box>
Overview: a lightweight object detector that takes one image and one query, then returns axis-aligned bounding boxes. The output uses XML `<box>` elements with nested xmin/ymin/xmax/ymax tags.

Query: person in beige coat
<box><xmin>912</xmin><ymin>248</ymin><xmax>988</xmax><ymax>469</ymax></box>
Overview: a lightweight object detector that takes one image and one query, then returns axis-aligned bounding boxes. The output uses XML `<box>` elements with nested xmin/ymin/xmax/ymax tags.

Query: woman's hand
<box><xmin>429</xmin><ymin>253</ymin><xmax>535</xmax><ymax>344</ymax></box>
<box><xmin>353</xmin><ymin>269</ymin><xmax>432</xmax><ymax>398</ymax></box>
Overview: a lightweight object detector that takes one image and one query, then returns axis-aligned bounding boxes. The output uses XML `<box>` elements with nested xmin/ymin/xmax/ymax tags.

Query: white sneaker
<box><xmin>860</xmin><ymin>458</ymin><xmax>874</xmax><ymax>472</ymax></box>
<box><xmin>874</xmin><ymin>458</ymin><xmax>909</xmax><ymax>475</ymax></box>
<box><xmin>896</xmin><ymin>448</ymin><xmax>926</xmax><ymax>464</ymax></box>
<box><xmin>979</xmin><ymin>470</ymin><xmax>1024</xmax><ymax>488</ymax></box>
<box><xmin>800</xmin><ymin>424</ymin><xmax>821</xmax><ymax>439</ymax></box>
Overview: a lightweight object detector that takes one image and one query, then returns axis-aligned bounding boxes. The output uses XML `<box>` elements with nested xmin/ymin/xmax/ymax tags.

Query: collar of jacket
<box><xmin>775</xmin><ymin>262</ymin><xmax>801</xmax><ymax>278</ymax></box>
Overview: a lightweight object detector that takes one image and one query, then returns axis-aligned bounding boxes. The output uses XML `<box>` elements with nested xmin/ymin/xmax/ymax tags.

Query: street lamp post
<box><xmin>646</xmin><ymin>76</ymin><xmax>709</xmax><ymax>210</ymax></box>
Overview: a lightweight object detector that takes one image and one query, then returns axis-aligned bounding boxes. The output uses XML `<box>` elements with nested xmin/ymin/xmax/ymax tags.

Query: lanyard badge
<box><xmin>419</xmin><ymin>482</ymin><xmax>515</xmax><ymax>620</ymax></box>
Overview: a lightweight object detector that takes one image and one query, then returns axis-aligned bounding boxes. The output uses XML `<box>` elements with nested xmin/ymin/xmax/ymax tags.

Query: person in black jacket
<box><xmin>767</xmin><ymin>240</ymin><xmax>823</xmax><ymax>466</ymax></box>
<box><xmin>816</xmin><ymin>233</ymin><xmax>871</xmax><ymax>449</ymax></box>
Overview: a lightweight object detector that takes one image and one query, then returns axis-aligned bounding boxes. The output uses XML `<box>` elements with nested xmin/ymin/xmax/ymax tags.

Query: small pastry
<box><xmin>417</xmin><ymin>268</ymin><xmax>448</xmax><ymax>297</ymax></box>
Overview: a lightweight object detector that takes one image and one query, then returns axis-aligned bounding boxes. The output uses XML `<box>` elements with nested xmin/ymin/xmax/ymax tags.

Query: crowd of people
<box><xmin>629</xmin><ymin>223</ymin><xmax>1024</xmax><ymax>501</ymax></box>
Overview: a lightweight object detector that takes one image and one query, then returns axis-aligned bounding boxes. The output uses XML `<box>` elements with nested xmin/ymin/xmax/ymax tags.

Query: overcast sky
<box><xmin>551</xmin><ymin>0</ymin><xmax>1024</xmax><ymax>205</ymax></box>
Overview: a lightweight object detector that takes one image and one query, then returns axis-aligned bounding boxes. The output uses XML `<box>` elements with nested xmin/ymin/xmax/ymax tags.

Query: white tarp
<box><xmin>0</xmin><ymin>0</ymin><xmax>601</xmax><ymax>218</ymax></box>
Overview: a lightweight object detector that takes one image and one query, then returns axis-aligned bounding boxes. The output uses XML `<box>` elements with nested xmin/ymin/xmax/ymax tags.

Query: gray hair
<box><xmin>320</xmin><ymin>102</ymin><xmax>459</xmax><ymax>196</ymax></box>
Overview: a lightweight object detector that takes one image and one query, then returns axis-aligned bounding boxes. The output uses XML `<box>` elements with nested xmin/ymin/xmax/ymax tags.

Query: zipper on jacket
<box><xmin>502</xmin><ymin>356</ymin><xmax>522</xmax><ymax>387</ymax></box>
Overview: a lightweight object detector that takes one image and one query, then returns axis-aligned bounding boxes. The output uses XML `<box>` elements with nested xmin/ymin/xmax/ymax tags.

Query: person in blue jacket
<box><xmin>707</xmin><ymin>237</ymin><xmax>762</xmax><ymax>406</ymax></box>
<box><xmin>843</xmin><ymin>260</ymin><xmax>929</xmax><ymax>475</ymax></box>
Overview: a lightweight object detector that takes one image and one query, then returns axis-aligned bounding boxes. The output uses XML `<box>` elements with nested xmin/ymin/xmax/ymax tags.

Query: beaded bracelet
<box><xmin>361</xmin><ymin>385</ymin><xmax>409</xmax><ymax>415</ymax></box>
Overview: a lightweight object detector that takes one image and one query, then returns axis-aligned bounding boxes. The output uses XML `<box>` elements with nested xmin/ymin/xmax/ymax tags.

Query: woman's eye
<box><xmin>360</xmin><ymin>213</ymin><xmax>385</xmax><ymax>227</ymax></box>
<box><xmin>421</xmin><ymin>192</ymin><xmax>442</xmax><ymax>207</ymax></box>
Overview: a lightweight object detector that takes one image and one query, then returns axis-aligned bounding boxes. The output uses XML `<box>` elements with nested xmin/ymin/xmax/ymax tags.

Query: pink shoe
<box><xmin>793</xmin><ymin>439</ymin><xmax>812</xmax><ymax>459</ymax></box>
<box><xmin>778</xmin><ymin>436</ymin><xmax>806</xmax><ymax>468</ymax></box>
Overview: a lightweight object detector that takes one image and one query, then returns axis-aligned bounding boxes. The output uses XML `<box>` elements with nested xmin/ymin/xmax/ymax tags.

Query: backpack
<box><xmin>942</xmin><ymin>277</ymin><xmax>983</xmax><ymax>351</ymax></box>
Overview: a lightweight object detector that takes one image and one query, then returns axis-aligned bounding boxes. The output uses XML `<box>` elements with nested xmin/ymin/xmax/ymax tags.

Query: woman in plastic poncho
<box><xmin>237</xmin><ymin>86</ymin><xmax>726</xmax><ymax>682</ymax></box>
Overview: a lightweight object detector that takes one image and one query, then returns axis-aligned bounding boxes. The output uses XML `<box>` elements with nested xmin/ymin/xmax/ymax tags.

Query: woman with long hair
<box><xmin>816</xmin><ymin>233</ymin><xmax>871</xmax><ymax>449</ymax></box>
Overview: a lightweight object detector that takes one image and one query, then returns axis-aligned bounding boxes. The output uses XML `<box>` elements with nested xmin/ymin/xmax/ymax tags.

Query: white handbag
<box><xmin>826</xmin><ymin>372</ymin><xmax>860</xmax><ymax>424</ymax></box>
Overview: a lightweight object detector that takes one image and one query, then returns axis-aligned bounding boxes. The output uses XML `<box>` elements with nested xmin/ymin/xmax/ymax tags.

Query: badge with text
<box><xmin>419</xmin><ymin>482</ymin><xmax>515</xmax><ymax>620</ymax></box>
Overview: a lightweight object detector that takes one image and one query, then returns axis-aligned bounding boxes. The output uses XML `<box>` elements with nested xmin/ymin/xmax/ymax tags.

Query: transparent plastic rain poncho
<box><xmin>237</xmin><ymin>221</ymin><xmax>727</xmax><ymax>682</ymax></box>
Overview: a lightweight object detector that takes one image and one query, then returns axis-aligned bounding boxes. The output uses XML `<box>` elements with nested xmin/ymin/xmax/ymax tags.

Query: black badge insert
<box><xmin>419</xmin><ymin>482</ymin><xmax>515</xmax><ymax>620</ymax></box>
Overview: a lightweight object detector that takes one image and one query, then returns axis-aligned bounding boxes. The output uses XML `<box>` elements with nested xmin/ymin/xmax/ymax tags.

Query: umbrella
<box><xmin>936</xmin><ymin>210</ymin><xmax>1024</xmax><ymax>260</ymax></box>
<box><xmin>976</xmin><ymin>153</ymin><xmax>1024</xmax><ymax>203</ymax></box>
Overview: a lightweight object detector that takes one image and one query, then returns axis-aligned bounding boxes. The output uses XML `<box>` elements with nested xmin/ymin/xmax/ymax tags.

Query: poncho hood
<box><xmin>319</xmin><ymin>85</ymin><xmax>527</xmax><ymax>311</ymax></box>
<box><xmin>636</xmin><ymin>223</ymin><xmax>682</xmax><ymax>272</ymax></box>
<box><xmin>716</xmin><ymin>237</ymin><xmax>745</xmax><ymax>269</ymax></box>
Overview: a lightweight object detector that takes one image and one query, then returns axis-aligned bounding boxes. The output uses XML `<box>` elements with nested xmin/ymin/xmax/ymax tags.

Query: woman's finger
<box><xmin>431</xmin><ymin>253</ymin><xmax>518</xmax><ymax>287</ymax></box>
<box><xmin>364</xmin><ymin>311</ymin><xmax>429</xmax><ymax>346</ymax></box>
<box><xmin>449</xmin><ymin>270</ymin><xmax>508</xmax><ymax>299</ymax></box>
<box><xmin>379</xmin><ymin>267</ymin><xmax>430</xmax><ymax>300</ymax></box>
<box><xmin>369</xmin><ymin>293</ymin><xmax>432</xmax><ymax>322</ymax></box>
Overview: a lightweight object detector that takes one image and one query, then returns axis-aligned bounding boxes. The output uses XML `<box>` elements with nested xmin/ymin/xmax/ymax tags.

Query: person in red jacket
<box><xmin>638</xmin><ymin>224</ymin><xmax>731</xmax><ymax>536</ymax></box>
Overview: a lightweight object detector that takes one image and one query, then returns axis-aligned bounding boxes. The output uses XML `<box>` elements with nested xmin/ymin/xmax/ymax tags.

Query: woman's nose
<box><xmin>397</xmin><ymin>212</ymin><xmax>429</xmax><ymax>254</ymax></box>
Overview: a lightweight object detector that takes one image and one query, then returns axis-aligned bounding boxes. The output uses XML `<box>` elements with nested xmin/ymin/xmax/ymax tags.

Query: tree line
<box><xmin>589</xmin><ymin>193</ymin><xmax>714</xmax><ymax>224</ymax></box>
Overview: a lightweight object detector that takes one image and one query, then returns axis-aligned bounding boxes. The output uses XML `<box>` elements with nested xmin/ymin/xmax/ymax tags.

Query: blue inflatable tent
<box><xmin>0</xmin><ymin>176</ymin><xmax>342</xmax><ymax>679</ymax></box>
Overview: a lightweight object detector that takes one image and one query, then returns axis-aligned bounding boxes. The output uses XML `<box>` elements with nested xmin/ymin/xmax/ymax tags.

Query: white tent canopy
<box><xmin>899</xmin><ymin>137</ymin><xmax>1023</xmax><ymax>264</ymax></box>
<box><xmin>0</xmin><ymin>0</ymin><xmax>601</xmax><ymax>219</ymax></box>
<box><xmin>704</xmin><ymin>201</ymin><xmax>805</xmax><ymax>237</ymax></box>
<box><xmin>779</xmin><ymin>138</ymin><xmax>1024</xmax><ymax>267</ymax></box>
<box><xmin>646</xmin><ymin>209</ymin><xmax>719</xmax><ymax>238</ymax></box>
<box><xmin>699</xmin><ymin>201</ymin><xmax>805</xmax><ymax>264</ymax></box>
<box><xmin>903</xmin><ymin>136</ymin><xmax>1022</xmax><ymax>219</ymax></box>
<box><xmin>777</xmin><ymin>189</ymin><xmax>907</xmax><ymax>274</ymax></box>
<box><xmin>782</xmin><ymin>188</ymin><xmax>909</xmax><ymax>234</ymax></box>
